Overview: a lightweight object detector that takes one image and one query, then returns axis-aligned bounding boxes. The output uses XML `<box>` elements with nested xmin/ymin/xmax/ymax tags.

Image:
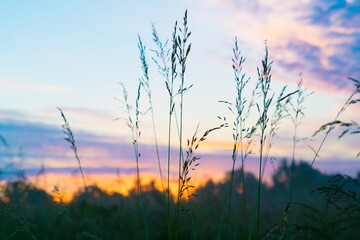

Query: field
<box><xmin>1</xmin><ymin>7</ymin><xmax>360</xmax><ymax>240</ymax></box>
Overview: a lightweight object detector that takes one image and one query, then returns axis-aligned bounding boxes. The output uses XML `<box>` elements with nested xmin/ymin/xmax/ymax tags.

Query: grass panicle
<box><xmin>217</xmin><ymin>37</ymin><xmax>259</xmax><ymax>240</ymax></box>
<box><xmin>179</xmin><ymin>124</ymin><xmax>226</xmax><ymax>201</ymax></box>
<box><xmin>151</xmin><ymin>20</ymin><xmax>178</xmax><ymax>240</ymax></box>
<box><xmin>58</xmin><ymin>107</ymin><xmax>98</xmax><ymax>239</ymax></box>
<box><xmin>253</xmin><ymin>43</ymin><xmax>273</xmax><ymax>240</ymax></box>
<box><xmin>58</xmin><ymin>108</ymin><xmax>87</xmax><ymax>198</ymax></box>
<box><xmin>178</xmin><ymin>123</ymin><xmax>226</xmax><ymax>239</ymax></box>
<box><xmin>288</xmin><ymin>76</ymin><xmax>313</xmax><ymax>201</ymax></box>
<box><xmin>117</xmin><ymin>82</ymin><xmax>149</xmax><ymax>240</ymax></box>
<box><xmin>138</xmin><ymin>35</ymin><xmax>166</xmax><ymax>202</ymax></box>
<box><xmin>174</xmin><ymin>10</ymin><xmax>192</xmax><ymax>240</ymax></box>
<box><xmin>247</xmin><ymin>43</ymin><xmax>295</xmax><ymax>240</ymax></box>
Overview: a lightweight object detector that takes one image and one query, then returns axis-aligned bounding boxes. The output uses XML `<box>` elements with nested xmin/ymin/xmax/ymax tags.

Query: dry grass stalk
<box><xmin>217</xmin><ymin>37</ymin><xmax>259</xmax><ymax>240</ymax></box>
<box><xmin>138</xmin><ymin>35</ymin><xmax>166</xmax><ymax>202</ymax></box>
<box><xmin>151</xmin><ymin>23</ymin><xmax>176</xmax><ymax>240</ymax></box>
<box><xmin>247</xmin><ymin>43</ymin><xmax>296</xmax><ymax>240</ymax></box>
<box><xmin>174</xmin><ymin>10</ymin><xmax>192</xmax><ymax>240</ymax></box>
<box><xmin>116</xmin><ymin>82</ymin><xmax>149</xmax><ymax>240</ymax></box>
<box><xmin>58</xmin><ymin>107</ymin><xmax>98</xmax><ymax>238</ymax></box>
<box><xmin>288</xmin><ymin>76</ymin><xmax>313</xmax><ymax>201</ymax></box>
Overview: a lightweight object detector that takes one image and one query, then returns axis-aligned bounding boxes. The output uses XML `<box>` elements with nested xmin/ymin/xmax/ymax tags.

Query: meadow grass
<box><xmin>151</xmin><ymin>19</ymin><xmax>178</xmax><ymax>240</ymax></box>
<box><xmin>117</xmin><ymin>82</ymin><xmax>149</xmax><ymax>239</ymax></box>
<box><xmin>66</xmin><ymin>10</ymin><xmax>359</xmax><ymax>239</ymax></box>
<box><xmin>174</xmin><ymin>11</ymin><xmax>192</xmax><ymax>240</ymax></box>
<box><xmin>283</xmin><ymin>77</ymin><xmax>360</xmax><ymax>238</ymax></box>
<box><xmin>58</xmin><ymin>107</ymin><xmax>98</xmax><ymax>239</ymax></box>
<box><xmin>137</xmin><ymin>35</ymin><xmax>166</xmax><ymax>201</ymax></box>
<box><xmin>217</xmin><ymin>37</ymin><xmax>258</xmax><ymax>240</ymax></box>
<box><xmin>288</xmin><ymin>76</ymin><xmax>313</xmax><ymax>202</ymax></box>
<box><xmin>1</xmin><ymin>9</ymin><xmax>360</xmax><ymax>240</ymax></box>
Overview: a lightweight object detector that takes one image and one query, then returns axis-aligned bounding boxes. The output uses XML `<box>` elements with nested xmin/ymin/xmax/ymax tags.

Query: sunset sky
<box><xmin>0</xmin><ymin>0</ymin><xmax>359</xmax><ymax>198</ymax></box>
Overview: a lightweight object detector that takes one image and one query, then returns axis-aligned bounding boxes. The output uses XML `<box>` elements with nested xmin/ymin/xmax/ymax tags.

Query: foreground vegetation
<box><xmin>1</xmin><ymin>162</ymin><xmax>360</xmax><ymax>240</ymax></box>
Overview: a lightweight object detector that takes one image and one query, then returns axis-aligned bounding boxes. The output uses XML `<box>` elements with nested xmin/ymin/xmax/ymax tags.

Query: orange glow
<box><xmin>28</xmin><ymin>172</ymin><xmax>212</xmax><ymax>203</ymax></box>
<box><xmin>200</xmin><ymin>141</ymin><xmax>235</xmax><ymax>150</ymax></box>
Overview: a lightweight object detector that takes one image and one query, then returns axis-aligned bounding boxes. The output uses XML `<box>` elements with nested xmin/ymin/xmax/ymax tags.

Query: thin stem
<box><xmin>117</xmin><ymin>82</ymin><xmax>148</xmax><ymax>240</ymax></box>
<box><xmin>172</xmin><ymin>109</ymin><xmax>198</xmax><ymax>239</ymax></box>
<box><xmin>217</xmin><ymin>153</ymin><xmax>236</xmax><ymax>240</ymax></box>
<box><xmin>150</xmin><ymin>105</ymin><xmax>166</xmax><ymax>199</ymax></box>
<box><xmin>175</xmin><ymin>10</ymin><xmax>191</xmax><ymax>239</ymax></box>
<box><xmin>134</xmin><ymin>143</ymin><xmax>149</xmax><ymax>240</ymax></box>
<box><xmin>187</xmin><ymin>191</ymin><xmax>198</xmax><ymax>240</ymax></box>
<box><xmin>257</xmin><ymin>130</ymin><xmax>265</xmax><ymax>240</ymax></box>
<box><xmin>218</xmin><ymin>37</ymin><xmax>254</xmax><ymax>240</ymax></box>
<box><xmin>240</xmin><ymin>124</ymin><xmax>248</xmax><ymax>234</ymax></box>
<box><xmin>175</xmin><ymin>84</ymin><xmax>184</xmax><ymax>240</ymax></box>
<box><xmin>58</xmin><ymin>108</ymin><xmax>98</xmax><ymax>239</ymax></box>
<box><xmin>138</xmin><ymin>35</ymin><xmax>166</xmax><ymax>202</ymax></box>
<box><xmin>167</xmin><ymin>101</ymin><xmax>173</xmax><ymax>240</ymax></box>
<box><xmin>289</xmin><ymin>121</ymin><xmax>297</xmax><ymax>201</ymax></box>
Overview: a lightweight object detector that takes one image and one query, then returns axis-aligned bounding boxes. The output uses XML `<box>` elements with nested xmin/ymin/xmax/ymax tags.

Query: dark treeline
<box><xmin>1</xmin><ymin>160</ymin><xmax>360</xmax><ymax>240</ymax></box>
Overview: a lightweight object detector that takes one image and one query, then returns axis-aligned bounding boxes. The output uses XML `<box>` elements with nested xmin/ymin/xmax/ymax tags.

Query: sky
<box><xmin>0</xmin><ymin>0</ymin><xmax>359</xmax><ymax>198</ymax></box>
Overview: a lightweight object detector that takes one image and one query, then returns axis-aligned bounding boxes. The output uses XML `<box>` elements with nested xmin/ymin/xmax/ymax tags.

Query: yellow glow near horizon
<box><xmin>27</xmin><ymin>172</ymin><xmax>213</xmax><ymax>203</ymax></box>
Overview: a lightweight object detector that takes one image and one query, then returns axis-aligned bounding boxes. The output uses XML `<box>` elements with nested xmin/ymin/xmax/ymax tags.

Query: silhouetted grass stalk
<box><xmin>174</xmin><ymin>10</ymin><xmax>192</xmax><ymax>240</ymax></box>
<box><xmin>236</xmin><ymin>68</ymin><xmax>258</xmax><ymax>240</ymax></box>
<box><xmin>261</xmin><ymin>86</ymin><xmax>294</xmax><ymax>178</ymax></box>
<box><xmin>231</xmin><ymin>39</ymin><xmax>258</xmax><ymax>238</ymax></box>
<box><xmin>253</xmin><ymin>85</ymin><xmax>295</xmax><ymax>240</ymax></box>
<box><xmin>288</xmin><ymin>77</ymin><xmax>312</xmax><ymax>201</ymax></box>
<box><xmin>255</xmin><ymin>45</ymin><xmax>272</xmax><ymax>240</ymax></box>
<box><xmin>171</xmin><ymin>115</ymin><xmax>198</xmax><ymax>240</ymax></box>
<box><xmin>118</xmin><ymin>83</ymin><xmax>149</xmax><ymax>240</ymax></box>
<box><xmin>217</xmin><ymin>38</ymin><xmax>260</xmax><ymax>240</ymax></box>
<box><xmin>154</xmin><ymin>13</ymin><xmax>197</xmax><ymax>238</ymax></box>
<box><xmin>138</xmin><ymin>35</ymin><xmax>166</xmax><ymax>202</ymax></box>
<box><xmin>247</xmin><ymin>44</ymin><xmax>295</xmax><ymax>240</ymax></box>
<box><xmin>151</xmin><ymin>21</ymin><xmax>177</xmax><ymax>240</ymax></box>
<box><xmin>178</xmin><ymin>124</ymin><xmax>225</xmax><ymax>239</ymax></box>
<box><xmin>58</xmin><ymin>107</ymin><xmax>98</xmax><ymax>239</ymax></box>
<box><xmin>217</xmin><ymin>38</ymin><xmax>250</xmax><ymax>239</ymax></box>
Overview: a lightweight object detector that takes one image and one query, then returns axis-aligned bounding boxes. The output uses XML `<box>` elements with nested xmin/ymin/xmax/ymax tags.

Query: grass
<box><xmin>283</xmin><ymin>77</ymin><xmax>360</xmax><ymax>238</ymax></box>
<box><xmin>288</xmin><ymin>76</ymin><xmax>313</xmax><ymax>202</ymax></box>
<box><xmin>114</xmin><ymin>11</ymin><xmax>358</xmax><ymax>239</ymax></box>
<box><xmin>222</xmin><ymin>43</ymin><xmax>297</xmax><ymax>240</ymax></box>
<box><xmin>151</xmin><ymin>19</ymin><xmax>178</xmax><ymax>240</ymax></box>
<box><xmin>3</xmin><ymin>161</ymin><xmax>360</xmax><ymax>239</ymax></box>
<box><xmin>217</xmin><ymin>37</ymin><xmax>258</xmax><ymax>240</ymax></box>
<box><xmin>58</xmin><ymin>107</ymin><xmax>98</xmax><ymax>239</ymax></box>
<box><xmin>117</xmin><ymin>82</ymin><xmax>149</xmax><ymax>239</ymax></box>
<box><xmin>174</xmin><ymin>11</ymin><xmax>192</xmax><ymax>240</ymax></box>
<box><xmin>1</xmin><ymin>9</ymin><xmax>360</xmax><ymax>240</ymax></box>
<box><xmin>138</xmin><ymin>35</ymin><xmax>166</xmax><ymax>201</ymax></box>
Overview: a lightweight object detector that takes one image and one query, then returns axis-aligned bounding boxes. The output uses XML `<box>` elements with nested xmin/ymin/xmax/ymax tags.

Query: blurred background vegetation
<box><xmin>1</xmin><ymin>160</ymin><xmax>359</xmax><ymax>240</ymax></box>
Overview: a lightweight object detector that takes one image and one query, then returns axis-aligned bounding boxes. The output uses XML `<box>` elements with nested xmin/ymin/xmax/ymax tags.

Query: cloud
<box><xmin>192</xmin><ymin>0</ymin><xmax>360</xmax><ymax>93</ymax></box>
<box><xmin>50</xmin><ymin>107</ymin><xmax>113</xmax><ymax>118</ymax></box>
<box><xmin>305</xmin><ymin>0</ymin><xmax>360</xmax><ymax>28</ymax></box>
<box><xmin>0</xmin><ymin>78</ymin><xmax>71</xmax><ymax>93</ymax></box>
